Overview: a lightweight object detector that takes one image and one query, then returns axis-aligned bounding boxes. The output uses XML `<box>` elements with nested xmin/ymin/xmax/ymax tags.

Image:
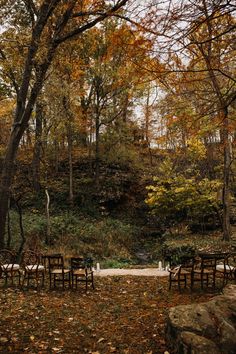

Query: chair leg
<box><xmin>201</xmin><ymin>273</ymin><xmax>204</xmax><ymax>289</ymax></box>
<box><xmin>212</xmin><ymin>273</ymin><xmax>216</xmax><ymax>289</ymax></box>
<box><xmin>69</xmin><ymin>273</ymin><xmax>71</xmax><ymax>289</ymax></box>
<box><xmin>91</xmin><ymin>273</ymin><xmax>95</xmax><ymax>290</ymax></box>
<box><xmin>22</xmin><ymin>274</ymin><xmax>25</xmax><ymax>288</ymax></box>
<box><xmin>177</xmin><ymin>275</ymin><xmax>181</xmax><ymax>292</ymax></box>
<box><xmin>169</xmin><ymin>274</ymin><xmax>172</xmax><ymax>290</ymax></box>
<box><xmin>36</xmin><ymin>273</ymin><xmax>39</xmax><ymax>289</ymax></box>
<box><xmin>42</xmin><ymin>272</ymin><xmax>45</xmax><ymax>288</ymax></box>
<box><xmin>5</xmin><ymin>274</ymin><xmax>8</xmax><ymax>286</ymax></box>
<box><xmin>17</xmin><ymin>271</ymin><xmax>21</xmax><ymax>286</ymax></box>
<box><xmin>11</xmin><ymin>272</ymin><xmax>14</xmax><ymax>285</ymax></box>
<box><xmin>191</xmin><ymin>274</ymin><xmax>194</xmax><ymax>290</ymax></box>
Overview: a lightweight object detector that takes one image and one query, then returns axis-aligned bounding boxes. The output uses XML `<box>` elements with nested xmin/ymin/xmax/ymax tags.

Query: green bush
<box><xmin>162</xmin><ymin>242</ymin><xmax>196</xmax><ymax>266</ymax></box>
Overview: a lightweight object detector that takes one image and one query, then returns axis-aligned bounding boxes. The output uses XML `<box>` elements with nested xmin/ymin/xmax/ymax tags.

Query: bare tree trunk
<box><xmin>45</xmin><ymin>188</ymin><xmax>50</xmax><ymax>245</ymax></box>
<box><xmin>144</xmin><ymin>87</ymin><xmax>153</xmax><ymax>166</ymax></box>
<box><xmin>32</xmin><ymin>101</ymin><xmax>43</xmax><ymax>192</ymax></box>
<box><xmin>122</xmin><ymin>92</ymin><xmax>129</xmax><ymax>123</ymax></box>
<box><xmin>7</xmin><ymin>199</ymin><xmax>12</xmax><ymax>249</ymax></box>
<box><xmin>53</xmin><ymin>140</ymin><xmax>59</xmax><ymax>173</ymax></box>
<box><xmin>222</xmin><ymin>114</ymin><xmax>231</xmax><ymax>241</ymax></box>
<box><xmin>0</xmin><ymin>129</ymin><xmax>24</xmax><ymax>249</ymax></box>
<box><xmin>15</xmin><ymin>198</ymin><xmax>26</xmax><ymax>261</ymax></box>
<box><xmin>63</xmin><ymin>96</ymin><xmax>74</xmax><ymax>206</ymax></box>
<box><xmin>67</xmin><ymin>122</ymin><xmax>74</xmax><ymax>207</ymax></box>
<box><xmin>95</xmin><ymin>90</ymin><xmax>100</xmax><ymax>186</ymax></box>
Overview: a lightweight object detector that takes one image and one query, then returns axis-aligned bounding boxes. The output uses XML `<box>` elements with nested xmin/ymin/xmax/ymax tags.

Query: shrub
<box><xmin>8</xmin><ymin>210</ymin><xmax>139</xmax><ymax>261</ymax></box>
<box><xmin>162</xmin><ymin>242</ymin><xmax>196</xmax><ymax>266</ymax></box>
<box><xmin>145</xmin><ymin>159</ymin><xmax>221</xmax><ymax>226</ymax></box>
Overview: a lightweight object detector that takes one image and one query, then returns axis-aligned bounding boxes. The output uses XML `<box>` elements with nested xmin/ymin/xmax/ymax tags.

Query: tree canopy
<box><xmin>0</xmin><ymin>0</ymin><xmax>235</xmax><ymax>247</ymax></box>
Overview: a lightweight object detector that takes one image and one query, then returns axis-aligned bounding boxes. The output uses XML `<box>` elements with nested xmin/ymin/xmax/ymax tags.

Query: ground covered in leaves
<box><xmin>0</xmin><ymin>276</ymin><xmax>217</xmax><ymax>354</ymax></box>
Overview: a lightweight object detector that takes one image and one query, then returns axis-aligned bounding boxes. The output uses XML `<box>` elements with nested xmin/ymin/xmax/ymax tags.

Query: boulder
<box><xmin>166</xmin><ymin>285</ymin><xmax>236</xmax><ymax>353</ymax></box>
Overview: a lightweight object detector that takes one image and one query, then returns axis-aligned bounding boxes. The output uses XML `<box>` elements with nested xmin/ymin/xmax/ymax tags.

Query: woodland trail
<box><xmin>94</xmin><ymin>268</ymin><xmax>169</xmax><ymax>277</ymax></box>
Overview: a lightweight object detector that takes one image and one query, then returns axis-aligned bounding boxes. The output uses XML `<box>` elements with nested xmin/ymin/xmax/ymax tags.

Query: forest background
<box><xmin>0</xmin><ymin>0</ymin><xmax>236</xmax><ymax>266</ymax></box>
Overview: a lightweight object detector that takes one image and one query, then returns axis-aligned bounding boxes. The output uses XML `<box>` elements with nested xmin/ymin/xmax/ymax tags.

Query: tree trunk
<box><xmin>45</xmin><ymin>188</ymin><xmax>51</xmax><ymax>245</ymax></box>
<box><xmin>32</xmin><ymin>101</ymin><xmax>43</xmax><ymax>192</ymax></box>
<box><xmin>197</xmin><ymin>0</ymin><xmax>232</xmax><ymax>241</ymax></box>
<box><xmin>0</xmin><ymin>0</ymin><xmax>129</xmax><ymax>249</ymax></box>
<box><xmin>6</xmin><ymin>199</ymin><xmax>12</xmax><ymax>249</ymax></box>
<box><xmin>144</xmin><ymin>87</ymin><xmax>153</xmax><ymax>166</ymax></box>
<box><xmin>95</xmin><ymin>90</ymin><xmax>100</xmax><ymax>186</ymax></box>
<box><xmin>15</xmin><ymin>198</ymin><xmax>26</xmax><ymax>260</ymax></box>
<box><xmin>222</xmin><ymin>114</ymin><xmax>231</xmax><ymax>241</ymax></box>
<box><xmin>67</xmin><ymin>122</ymin><xmax>74</xmax><ymax>207</ymax></box>
<box><xmin>95</xmin><ymin>112</ymin><xmax>100</xmax><ymax>186</ymax></box>
<box><xmin>0</xmin><ymin>127</ymin><xmax>24</xmax><ymax>249</ymax></box>
<box><xmin>63</xmin><ymin>95</ymin><xmax>74</xmax><ymax>206</ymax></box>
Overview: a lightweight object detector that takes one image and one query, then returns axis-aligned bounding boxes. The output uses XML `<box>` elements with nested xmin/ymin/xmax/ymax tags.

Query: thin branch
<box><xmin>55</xmin><ymin>0</ymin><xmax>129</xmax><ymax>44</ymax></box>
<box><xmin>0</xmin><ymin>47</ymin><xmax>19</xmax><ymax>94</ymax></box>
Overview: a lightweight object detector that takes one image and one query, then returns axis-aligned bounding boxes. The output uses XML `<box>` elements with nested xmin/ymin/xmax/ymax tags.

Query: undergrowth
<box><xmin>7</xmin><ymin>210</ymin><xmax>140</xmax><ymax>265</ymax></box>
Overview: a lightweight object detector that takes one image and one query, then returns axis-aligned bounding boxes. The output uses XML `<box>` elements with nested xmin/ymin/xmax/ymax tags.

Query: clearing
<box><xmin>0</xmin><ymin>275</ymin><xmax>215</xmax><ymax>354</ymax></box>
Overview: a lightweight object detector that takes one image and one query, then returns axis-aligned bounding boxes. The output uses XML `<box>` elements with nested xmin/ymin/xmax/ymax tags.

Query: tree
<box><xmin>148</xmin><ymin>0</ymin><xmax>236</xmax><ymax>240</ymax></box>
<box><xmin>0</xmin><ymin>0</ymin><xmax>129</xmax><ymax>248</ymax></box>
<box><xmin>186</xmin><ymin>0</ymin><xmax>236</xmax><ymax>240</ymax></box>
<box><xmin>146</xmin><ymin>148</ymin><xmax>222</xmax><ymax>229</ymax></box>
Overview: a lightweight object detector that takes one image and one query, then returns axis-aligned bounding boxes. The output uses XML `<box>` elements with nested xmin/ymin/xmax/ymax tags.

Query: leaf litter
<box><xmin>0</xmin><ymin>276</ymin><xmax>215</xmax><ymax>353</ymax></box>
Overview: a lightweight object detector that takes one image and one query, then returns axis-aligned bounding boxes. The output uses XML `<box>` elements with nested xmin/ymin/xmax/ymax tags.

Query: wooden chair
<box><xmin>0</xmin><ymin>249</ymin><xmax>21</xmax><ymax>286</ymax></box>
<box><xmin>216</xmin><ymin>253</ymin><xmax>236</xmax><ymax>285</ymax></box>
<box><xmin>48</xmin><ymin>255</ymin><xmax>71</xmax><ymax>289</ymax></box>
<box><xmin>70</xmin><ymin>257</ymin><xmax>94</xmax><ymax>292</ymax></box>
<box><xmin>168</xmin><ymin>255</ymin><xmax>194</xmax><ymax>291</ymax></box>
<box><xmin>21</xmin><ymin>250</ymin><xmax>45</xmax><ymax>288</ymax></box>
<box><xmin>191</xmin><ymin>255</ymin><xmax>216</xmax><ymax>290</ymax></box>
<box><xmin>168</xmin><ymin>264</ymin><xmax>191</xmax><ymax>291</ymax></box>
<box><xmin>41</xmin><ymin>253</ymin><xmax>62</xmax><ymax>274</ymax></box>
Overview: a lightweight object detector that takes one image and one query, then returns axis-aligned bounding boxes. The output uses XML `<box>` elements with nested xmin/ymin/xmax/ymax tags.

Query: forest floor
<box><xmin>0</xmin><ymin>275</ymin><xmax>220</xmax><ymax>354</ymax></box>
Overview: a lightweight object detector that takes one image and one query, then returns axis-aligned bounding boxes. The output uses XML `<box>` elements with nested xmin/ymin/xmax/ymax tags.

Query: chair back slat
<box><xmin>71</xmin><ymin>257</ymin><xmax>85</xmax><ymax>270</ymax></box>
<box><xmin>48</xmin><ymin>255</ymin><xmax>64</xmax><ymax>270</ymax></box>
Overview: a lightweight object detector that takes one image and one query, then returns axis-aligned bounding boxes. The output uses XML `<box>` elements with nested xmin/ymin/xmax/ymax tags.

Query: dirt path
<box><xmin>95</xmin><ymin>268</ymin><xmax>169</xmax><ymax>277</ymax></box>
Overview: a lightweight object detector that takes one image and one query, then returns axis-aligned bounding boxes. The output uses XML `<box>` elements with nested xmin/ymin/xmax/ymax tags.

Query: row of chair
<box><xmin>0</xmin><ymin>249</ymin><xmax>94</xmax><ymax>291</ymax></box>
<box><xmin>168</xmin><ymin>252</ymin><xmax>236</xmax><ymax>291</ymax></box>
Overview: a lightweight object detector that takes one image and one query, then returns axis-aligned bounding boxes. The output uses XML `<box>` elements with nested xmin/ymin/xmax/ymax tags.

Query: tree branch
<box><xmin>55</xmin><ymin>0</ymin><xmax>129</xmax><ymax>44</ymax></box>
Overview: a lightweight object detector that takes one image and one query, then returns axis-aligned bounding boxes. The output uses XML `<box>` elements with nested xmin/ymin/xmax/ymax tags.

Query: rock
<box><xmin>166</xmin><ymin>284</ymin><xmax>236</xmax><ymax>353</ymax></box>
<box><xmin>180</xmin><ymin>332</ymin><xmax>220</xmax><ymax>354</ymax></box>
